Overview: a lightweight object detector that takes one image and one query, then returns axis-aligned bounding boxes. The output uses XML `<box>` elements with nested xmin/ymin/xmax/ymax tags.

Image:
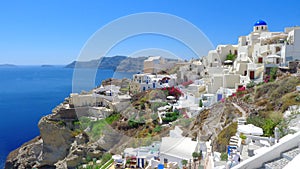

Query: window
<box><xmin>164</xmin><ymin>158</ymin><xmax>168</xmax><ymax>163</ymax></box>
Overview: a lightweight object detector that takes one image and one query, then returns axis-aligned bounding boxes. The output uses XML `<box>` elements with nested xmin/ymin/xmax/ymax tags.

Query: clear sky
<box><xmin>0</xmin><ymin>0</ymin><xmax>299</xmax><ymax>65</ymax></box>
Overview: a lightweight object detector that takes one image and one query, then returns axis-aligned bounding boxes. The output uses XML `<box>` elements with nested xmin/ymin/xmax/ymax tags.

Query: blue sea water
<box><xmin>0</xmin><ymin>66</ymin><xmax>133</xmax><ymax>168</ymax></box>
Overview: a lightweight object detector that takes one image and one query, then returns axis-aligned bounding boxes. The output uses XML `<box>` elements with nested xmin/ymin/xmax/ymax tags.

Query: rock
<box><xmin>5</xmin><ymin>137</ymin><xmax>43</xmax><ymax>169</ymax></box>
<box><xmin>38</xmin><ymin>116</ymin><xmax>75</xmax><ymax>166</ymax></box>
<box><xmin>65</xmin><ymin>155</ymin><xmax>81</xmax><ymax>168</ymax></box>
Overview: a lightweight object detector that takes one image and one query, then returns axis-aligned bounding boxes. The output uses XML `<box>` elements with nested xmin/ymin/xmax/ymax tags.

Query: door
<box><xmin>217</xmin><ymin>94</ymin><xmax>223</xmax><ymax>101</ymax></box>
<box><xmin>250</xmin><ymin>71</ymin><xmax>255</xmax><ymax>79</ymax></box>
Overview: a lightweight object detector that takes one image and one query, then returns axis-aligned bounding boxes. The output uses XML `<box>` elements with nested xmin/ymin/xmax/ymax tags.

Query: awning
<box><xmin>238</xmin><ymin>124</ymin><xmax>263</xmax><ymax>135</ymax></box>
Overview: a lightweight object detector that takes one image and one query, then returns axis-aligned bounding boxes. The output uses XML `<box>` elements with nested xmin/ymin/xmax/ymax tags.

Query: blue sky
<box><xmin>0</xmin><ymin>0</ymin><xmax>299</xmax><ymax>65</ymax></box>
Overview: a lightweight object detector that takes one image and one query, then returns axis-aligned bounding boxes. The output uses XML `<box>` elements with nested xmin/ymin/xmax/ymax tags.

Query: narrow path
<box><xmin>232</xmin><ymin>102</ymin><xmax>246</xmax><ymax>118</ymax></box>
<box><xmin>108</xmin><ymin>163</ymin><xmax>114</xmax><ymax>169</ymax></box>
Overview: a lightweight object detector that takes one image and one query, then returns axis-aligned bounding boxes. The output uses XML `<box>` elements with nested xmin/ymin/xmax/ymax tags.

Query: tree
<box><xmin>192</xmin><ymin>152</ymin><xmax>199</xmax><ymax>160</ymax></box>
<box><xmin>270</xmin><ymin>67</ymin><xmax>278</xmax><ymax>82</ymax></box>
<box><xmin>181</xmin><ymin>160</ymin><xmax>188</xmax><ymax>167</ymax></box>
<box><xmin>226</xmin><ymin>53</ymin><xmax>237</xmax><ymax>61</ymax></box>
<box><xmin>199</xmin><ymin>99</ymin><xmax>203</xmax><ymax>107</ymax></box>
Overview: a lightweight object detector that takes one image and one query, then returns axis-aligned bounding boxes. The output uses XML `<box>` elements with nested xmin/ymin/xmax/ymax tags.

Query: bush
<box><xmin>247</xmin><ymin>116</ymin><xmax>264</xmax><ymax>128</ymax></box>
<box><xmin>215</xmin><ymin>122</ymin><xmax>237</xmax><ymax>152</ymax></box>
<box><xmin>199</xmin><ymin>99</ymin><xmax>203</xmax><ymax>107</ymax></box>
<box><xmin>100</xmin><ymin>153</ymin><xmax>112</xmax><ymax>166</ymax></box>
<box><xmin>240</xmin><ymin>134</ymin><xmax>247</xmax><ymax>140</ymax></box>
<box><xmin>181</xmin><ymin>160</ymin><xmax>188</xmax><ymax>166</ymax></box>
<box><xmin>269</xmin><ymin>67</ymin><xmax>278</xmax><ymax>82</ymax></box>
<box><xmin>226</xmin><ymin>53</ymin><xmax>236</xmax><ymax>61</ymax></box>
<box><xmin>90</xmin><ymin>119</ymin><xmax>106</xmax><ymax>140</ymax></box>
<box><xmin>128</xmin><ymin>119</ymin><xmax>139</xmax><ymax>128</ymax></box>
<box><xmin>192</xmin><ymin>152</ymin><xmax>201</xmax><ymax>159</ymax></box>
<box><xmin>57</xmin><ymin>120</ymin><xmax>66</xmax><ymax>126</ymax></box>
<box><xmin>246</xmin><ymin>81</ymin><xmax>255</xmax><ymax>88</ymax></box>
<box><xmin>162</xmin><ymin>112</ymin><xmax>179</xmax><ymax>123</ymax></box>
<box><xmin>295</xmin><ymin>95</ymin><xmax>300</xmax><ymax>102</ymax></box>
<box><xmin>105</xmin><ymin>113</ymin><xmax>120</xmax><ymax>124</ymax></box>
<box><xmin>151</xmin><ymin>102</ymin><xmax>168</xmax><ymax>111</ymax></box>
<box><xmin>161</xmin><ymin>87</ymin><xmax>183</xmax><ymax>99</ymax></box>
<box><xmin>262</xmin><ymin>119</ymin><xmax>278</xmax><ymax>137</ymax></box>
<box><xmin>153</xmin><ymin>125</ymin><xmax>162</xmax><ymax>132</ymax></box>
<box><xmin>221</xmin><ymin>152</ymin><xmax>228</xmax><ymax>161</ymax></box>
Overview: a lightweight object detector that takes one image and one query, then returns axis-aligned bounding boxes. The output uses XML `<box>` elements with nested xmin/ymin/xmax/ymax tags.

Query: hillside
<box><xmin>6</xmin><ymin>68</ymin><xmax>300</xmax><ymax>168</ymax></box>
<box><xmin>65</xmin><ymin>56</ymin><xmax>148</xmax><ymax>72</ymax></box>
<box><xmin>187</xmin><ymin>72</ymin><xmax>300</xmax><ymax>152</ymax></box>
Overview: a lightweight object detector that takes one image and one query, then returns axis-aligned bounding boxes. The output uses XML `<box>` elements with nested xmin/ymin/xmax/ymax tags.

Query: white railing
<box><xmin>232</xmin><ymin>131</ymin><xmax>300</xmax><ymax>169</ymax></box>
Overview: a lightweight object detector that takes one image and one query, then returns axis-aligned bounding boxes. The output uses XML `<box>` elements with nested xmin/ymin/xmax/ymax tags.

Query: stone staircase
<box><xmin>262</xmin><ymin>147</ymin><xmax>300</xmax><ymax>169</ymax></box>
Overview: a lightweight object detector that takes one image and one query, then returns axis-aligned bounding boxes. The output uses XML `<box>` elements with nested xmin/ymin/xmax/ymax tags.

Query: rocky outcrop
<box><xmin>38</xmin><ymin>116</ymin><xmax>75</xmax><ymax>166</ymax></box>
<box><xmin>5</xmin><ymin>137</ymin><xmax>42</xmax><ymax>169</ymax></box>
<box><xmin>5</xmin><ymin>99</ymin><xmax>123</xmax><ymax>169</ymax></box>
<box><xmin>5</xmin><ymin>104</ymin><xmax>86</xmax><ymax>169</ymax></box>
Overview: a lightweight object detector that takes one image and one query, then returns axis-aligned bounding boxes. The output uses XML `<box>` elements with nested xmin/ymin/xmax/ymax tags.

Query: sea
<box><xmin>0</xmin><ymin>66</ymin><xmax>134</xmax><ymax>168</ymax></box>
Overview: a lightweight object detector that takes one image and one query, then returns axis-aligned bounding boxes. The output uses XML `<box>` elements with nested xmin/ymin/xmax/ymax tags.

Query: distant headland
<box><xmin>0</xmin><ymin>64</ymin><xmax>17</xmax><ymax>67</ymax></box>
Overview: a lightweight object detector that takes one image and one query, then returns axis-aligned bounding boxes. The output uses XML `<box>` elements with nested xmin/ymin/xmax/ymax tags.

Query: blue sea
<box><xmin>0</xmin><ymin>66</ymin><xmax>133</xmax><ymax>168</ymax></box>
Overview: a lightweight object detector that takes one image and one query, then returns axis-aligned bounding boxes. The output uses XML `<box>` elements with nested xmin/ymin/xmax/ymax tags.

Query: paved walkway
<box><xmin>108</xmin><ymin>164</ymin><xmax>115</xmax><ymax>169</ymax></box>
<box><xmin>232</xmin><ymin>102</ymin><xmax>246</xmax><ymax>117</ymax></box>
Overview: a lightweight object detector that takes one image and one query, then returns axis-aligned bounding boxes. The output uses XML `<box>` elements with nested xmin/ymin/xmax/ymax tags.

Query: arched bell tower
<box><xmin>253</xmin><ymin>19</ymin><xmax>268</xmax><ymax>32</ymax></box>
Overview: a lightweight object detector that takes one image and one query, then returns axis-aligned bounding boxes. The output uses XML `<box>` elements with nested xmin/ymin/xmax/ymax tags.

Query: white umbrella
<box><xmin>238</xmin><ymin>124</ymin><xmax>263</xmax><ymax>135</ymax></box>
<box><xmin>224</xmin><ymin>60</ymin><xmax>233</xmax><ymax>63</ymax></box>
<box><xmin>167</xmin><ymin>96</ymin><xmax>176</xmax><ymax>100</ymax></box>
<box><xmin>112</xmin><ymin>154</ymin><xmax>122</xmax><ymax>160</ymax></box>
<box><xmin>267</xmin><ymin>54</ymin><xmax>280</xmax><ymax>58</ymax></box>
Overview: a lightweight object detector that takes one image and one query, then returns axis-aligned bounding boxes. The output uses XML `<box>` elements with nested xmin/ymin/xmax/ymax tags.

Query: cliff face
<box><xmin>38</xmin><ymin>116</ymin><xmax>75</xmax><ymax>166</ymax></box>
<box><xmin>4</xmin><ymin>103</ymin><xmax>104</xmax><ymax>169</ymax></box>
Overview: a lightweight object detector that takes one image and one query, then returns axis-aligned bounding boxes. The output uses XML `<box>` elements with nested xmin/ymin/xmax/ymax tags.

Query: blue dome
<box><xmin>254</xmin><ymin>20</ymin><xmax>267</xmax><ymax>26</ymax></box>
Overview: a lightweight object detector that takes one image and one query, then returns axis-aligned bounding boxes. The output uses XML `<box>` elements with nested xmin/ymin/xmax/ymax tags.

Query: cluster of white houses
<box><xmin>66</xmin><ymin>20</ymin><xmax>300</xmax><ymax>168</ymax></box>
<box><xmin>131</xmin><ymin>20</ymin><xmax>300</xmax><ymax>112</ymax></box>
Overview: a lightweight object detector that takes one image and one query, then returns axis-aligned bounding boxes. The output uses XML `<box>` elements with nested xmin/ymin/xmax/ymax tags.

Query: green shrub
<box><xmin>215</xmin><ymin>122</ymin><xmax>237</xmax><ymax>152</ymax></box>
<box><xmin>263</xmin><ymin>119</ymin><xmax>278</xmax><ymax>137</ymax></box>
<box><xmin>105</xmin><ymin>113</ymin><xmax>120</xmax><ymax>124</ymax></box>
<box><xmin>247</xmin><ymin>115</ymin><xmax>265</xmax><ymax>128</ymax></box>
<box><xmin>295</xmin><ymin>95</ymin><xmax>300</xmax><ymax>102</ymax></box>
<box><xmin>181</xmin><ymin>160</ymin><xmax>188</xmax><ymax>166</ymax></box>
<box><xmin>154</xmin><ymin>125</ymin><xmax>162</xmax><ymax>132</ymax></box>
<box><xmin>220</xmin><ymin>152</ymin><xmax>228</xmax><ymax>161</ymax></box>
<box><xmin>192</xmin><ymin>152</ymin><xmax>201</xmax><ymax>159</ymax></box>
<box><xmin>89</xmin><ymin>119</ymin><xmax>106</xmax><ymax>140</ymax></box>
<box><xmin>246</xmin><ymin>81</ymin><xmax>255</xmax><ymax>88</ymax></box>
<box><xmin>226</xmin><ymin>53</ymin><xmax>237</xmax><ymax>61</ymax></box>
<box><xmin>240</xmin><ymin>134</ymin><xmax>247</xmax><ymax>140</ymax></box>
<box><xmin>162</xmin><ymin>112</ymin><xmax>179</xmax><ymax>123</ymax></box>
<box><xmin>151</xmin><ymin>102</ymin><xmax>168</xmax><ymax>111</ymax></box>
<box><xmin>128</xmin><ymin>118</ymin><xmax>145</xmax><ymax>128</ymax></box>
<box><xmin>269</xmin><ymin>67</ymin><xmax>278</xmax><ymax>82</ymax></box>
<box><xmin>100</xmin><ymin>153</ymin><xmax>112</xmax><ymax>166</ymax></box>
<box><xmin>57</xmin><ymin>120</ymin><xmax>66</xmax><ymax>126</ymax></box>
<box><xmin>199</xmin><ymin>99</ymin><xmax>203</xmax><ymax>107</ymax></box>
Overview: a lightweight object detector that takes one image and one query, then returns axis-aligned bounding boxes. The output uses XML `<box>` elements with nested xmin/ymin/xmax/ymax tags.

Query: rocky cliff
<box><xmin>5</xmin><ymin>103</ymin><xmax>105</xmax><ymax>169</ymax></box>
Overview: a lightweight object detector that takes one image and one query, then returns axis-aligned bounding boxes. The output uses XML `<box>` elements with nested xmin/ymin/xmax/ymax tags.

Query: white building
<box><xmin>144</xmin><ymin>56</ymin><xmax>164</xmax><ymax>74</ymax></box>
<box><xmin>176</xmin><ymin>60</ymin><xmax>205</xmax><ymax>84</ymax></box>
<box><xmin>282</xmin><ymin>27</ymin><xmax>300</xmax><ymax>65</ymax></box>
<box><xmin>132</xmin><ymin>73</ymin><xmax>177</xmax><ymax>91</ymax></box>
<box><xmin>159</xmin><ymin>126</ymin><xmax>199</xmax><ymax>168</ymax></box>
<box><xmin>160</xmin><ymin>137</ymin><xmax>198</xmax><ymax>168</ymax></box>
